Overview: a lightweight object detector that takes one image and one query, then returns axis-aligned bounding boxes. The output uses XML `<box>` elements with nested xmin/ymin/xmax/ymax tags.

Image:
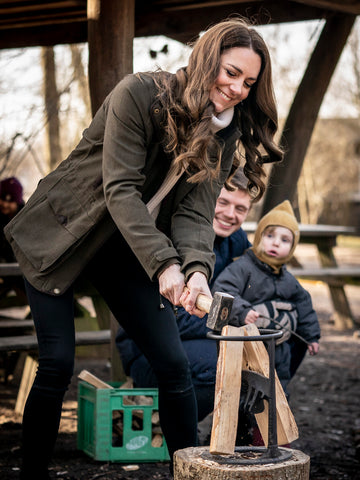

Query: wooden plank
<box><xmin>78</xmin><ymin>369</ymin><xmax>114</xmax><ymax>389</ymax></box>
<box><xmin>289</xmin><ymin>267</ymin><xmax>360</xmax><ymax>278</ymax></box>
<box><xmin>0</xmin><ymin>263</ymin><xmax>22</xmax><ymax>276</ymax></box>
<box><xmin>242</xmin><ymin>324</ymin><xmax>299</xmax><ymax>446</ymax></box>
<box><xmin>243</xmin><ymin>222</ymin><xmax>356</xmax><ymax>237</ymax></box>
<box><xmin>288</xmin><ymin>267</ymin><xmax>360</xmax><ymax>287</ymax></box>
<box><xmin>0</xmin><ymin>319</ymin><xmax>34</xmax><ymax>329</ymax></box>
<box><xmin>14</xmin><ymin>354</ymin><xmax>38</xmax><ymax>415</ymax></box>
<box><xmin>210</xmin><ymin>325</ymin><xmax>244</xmax><ymax>455</ymax></box>
<box><xmin>0</xmin><ymin>330</ymin><xmax>111</xmax><ymax>352</ymax></box>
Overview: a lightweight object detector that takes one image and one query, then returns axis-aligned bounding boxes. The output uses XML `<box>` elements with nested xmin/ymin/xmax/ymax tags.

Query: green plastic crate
<box><xmin>77</xmin><ymin>381</ymin><xmax>170</xmax><ymax>462</ymax></box>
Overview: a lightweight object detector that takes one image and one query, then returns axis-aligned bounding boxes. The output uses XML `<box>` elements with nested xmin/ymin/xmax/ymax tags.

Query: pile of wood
<box><xmin>78</xmin><ymin>370</ymin><xmax>164</xmax><ymax>448</ymax></box>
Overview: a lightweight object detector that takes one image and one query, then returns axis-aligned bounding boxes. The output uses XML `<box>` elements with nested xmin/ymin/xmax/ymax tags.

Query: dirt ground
<box><xmin>0</xmin><ymin>245</ymin><xmax>359</xmax><ymax>480</ymax></box>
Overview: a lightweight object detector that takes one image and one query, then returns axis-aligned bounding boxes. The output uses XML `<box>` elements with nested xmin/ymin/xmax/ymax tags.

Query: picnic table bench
<box><xmin>0</xmin><ymin>330</ymin><xmax>111</xmax><ymax>352</ymax></box>
<box><xmin>243</xmin><ymin>222</ymin><xmax>360</xmax><ymax>330</ymax></box>
<box><xmin>0</xmin><ymin>262</ymin><xmax>114</xmax><ymax>347</ymax></box>
<box><xmin>0</xmin><ymin>262</ymin><xmax>123</xmax><ymax>411</ymax></box>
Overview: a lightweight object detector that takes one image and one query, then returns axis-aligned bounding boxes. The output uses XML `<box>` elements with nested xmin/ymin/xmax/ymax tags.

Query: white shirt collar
<box><xmin>211</xmin><ymin>107</ymin><xmax>234</xmax><ymax>133</ymax></box>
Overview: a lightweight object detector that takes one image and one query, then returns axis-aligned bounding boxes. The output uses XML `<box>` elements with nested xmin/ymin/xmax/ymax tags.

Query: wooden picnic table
<box><xmin>243</xmin><ymin>222</ymin><xmax>356</xmax><ymax>241</ymax></box>
<box><xmin>243</xmin><ymin>222</ymin><xmax>359</xmax><ymax>330</ymax></box>
<box><xmin>0</xmin><ymin>221</ymin><xmax>359</xmax><ymax>393</ymax></box>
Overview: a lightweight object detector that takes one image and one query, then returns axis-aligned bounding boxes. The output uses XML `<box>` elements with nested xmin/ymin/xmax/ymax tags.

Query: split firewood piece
<box><xmin>119</xmin><ymin>377</ymin><xmax>134</xmax><ymax>389</ymax></box>
<box><xmin>242</xmin><ymin>323</ymin><xmax>299</xmax><ymax>445</ymax></box>
<box><xmin>152</xmin><ymin>425</ymin><xmax>163</xmax><ymax>434</ymax></box>
<box><xmin>151</xmin><ymin>433</ymin><xmax>164</xmax><ymax>447</ymax></box>
<box><xmin>78</xmin><ymin>370</ymin><xmax>136</xmax><ymax>406</ymax></box>
<box><xmin>210</xmin><ymin>324</ymin><xmax>244</xmax><ymax>454</ymax></box>
<box><xmin>134</xmin><ymin>395</ymin><xmax>154</xmax><ymax>406</ymax></box>
<box><xmin>113</xmin><ymin>416</ymin><xmax>124</xmax><ymax>437</ymax></box>
<box><xmin>152</xmin><ymin>411</ymin><xmax>160</xmax><ymax>425</ymax></box>
<box><xmin>78</xmin><ymin>369</ymin><xmax>114</xmax><ymax>389</ymax></box>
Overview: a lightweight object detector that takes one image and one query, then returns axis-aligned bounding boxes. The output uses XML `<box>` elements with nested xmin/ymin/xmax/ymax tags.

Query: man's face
<box><xmin>213</xmin><ymin>188</ymin><xmax>251</xmax><ymax>238</ymax></box>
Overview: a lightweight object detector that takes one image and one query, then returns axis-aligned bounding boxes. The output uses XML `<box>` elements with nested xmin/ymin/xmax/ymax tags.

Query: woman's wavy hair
<box><xmin>156</xmin><ymin>16</ymin><xmax>283</xmax><ymax>201</ymax></box>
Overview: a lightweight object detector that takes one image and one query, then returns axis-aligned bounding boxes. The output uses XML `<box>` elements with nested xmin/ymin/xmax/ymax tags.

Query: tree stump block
<box><xmin>174</xmin><ymin>446</ymin><xmax>310</xmax><ymax>480</ymax></box>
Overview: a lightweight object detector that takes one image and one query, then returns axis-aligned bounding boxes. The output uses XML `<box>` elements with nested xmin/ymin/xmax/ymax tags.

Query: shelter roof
<box><xmin>0</xmin><ymin>0</ymin><xmax>359</xmax><ymax>49</ymax></box>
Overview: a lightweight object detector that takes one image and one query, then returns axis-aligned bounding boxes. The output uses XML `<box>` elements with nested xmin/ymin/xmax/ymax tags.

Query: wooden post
<box><xmin>316</xmin><ymin>239</ymin><xmax>354</xmax><ymax>330</ymax></box>
<box><xmin>110</xmin><ymin>313</ymin><xmax>126</xmax><ymax>382</ymax></box>
<box><xmin>87</xmin><ymin>0</ymin><xmax>135</xmax><ymax>115</ymax></box>
<box><xmin>87</xmin><ymin>0</ymin><xmax>134</xmax><ymax>381</ymax></box>
<box><xmin>174</xmin><ymin>446</ymin><xmax>310</xmax><ymax>479</ymax></box>
<box><xmin>91</xmin><ymin>294</ymin><xmax>126</xmax><ymax>382</ymax></box>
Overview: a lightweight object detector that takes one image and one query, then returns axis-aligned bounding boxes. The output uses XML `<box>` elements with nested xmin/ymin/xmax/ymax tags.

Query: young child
<box><xmin>212</xmin><ymin>200</ymin><xmax>320</xmax><ymax>392</ymax></box>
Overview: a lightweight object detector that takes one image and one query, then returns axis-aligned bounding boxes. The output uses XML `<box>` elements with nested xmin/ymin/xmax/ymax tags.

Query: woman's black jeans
<box><xmin>21</xmin><ymin>232</ymin><xmax>198</xmax><ymax>478</ymax></box>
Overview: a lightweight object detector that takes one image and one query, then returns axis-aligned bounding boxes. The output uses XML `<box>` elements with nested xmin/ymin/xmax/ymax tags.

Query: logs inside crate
<box><xmin>78</xmin><ymin>370</ymin><xmax>165</xmax><ymax>447</ymax></box>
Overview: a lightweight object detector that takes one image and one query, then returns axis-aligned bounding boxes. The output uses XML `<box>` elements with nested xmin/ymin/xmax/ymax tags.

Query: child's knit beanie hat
<box><xmin>252</xmin><ymin>200</ymin><xmax>300</xmax><ymax>269</ymax></box>
<box><xmin>0</xmin><ymin>177</ymin><xmax>23</xmax><ymax>205</ymax></box>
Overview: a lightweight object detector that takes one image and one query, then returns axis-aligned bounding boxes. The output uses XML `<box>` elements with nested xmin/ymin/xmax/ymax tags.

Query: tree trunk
<box><xmin>87</xmin><ymin>0</ymin><xmax>134</xmax><ymax>116</ymax></box>
<box><xmin>41</xmin><ymin>46</ymin><xmax>62</xmax><ymax>172</ymax></box>
<box><xmin>174</xmin><ymin>446</ymin><xmax>310</xmax><ymax>479</ymax></box>
<box><xmin>70</xmin><ymin>44</ymin><xmax>91</xmax><ymax>120</ymax></box>
<box><xmin>261</xmin><ymin>13</ymin><xmax>356</xmax><ymax>217</ymax></box>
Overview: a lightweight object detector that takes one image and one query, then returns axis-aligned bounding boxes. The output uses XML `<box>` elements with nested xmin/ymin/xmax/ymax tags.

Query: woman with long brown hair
<box><xmin>5</xmin><ymin>17</ymin><xmax>282</xmax><ymax>479</ymax></box>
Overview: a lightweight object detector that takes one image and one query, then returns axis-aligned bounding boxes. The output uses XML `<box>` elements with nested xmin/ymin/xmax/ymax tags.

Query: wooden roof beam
<box><xmin>0</xmin><ymin>23</ymin><xmax>88</xmax><ymax>49</ymax></box>
<box><xmin>0</xmin><ymin>0</ymin><xmax>360</xmax><ymax>49</ymax></box>
<box><xmin>134</xmin><ymin>2</ymin><xmax>328</xmax><ymax>43</ymax></box>
<box><xmin>0</xmin><ymin>0</ymin><xmax>343</xmax><ymax>49</ymax></box>
<box><xmin>0</xmin><ymin>1</ymin><xmax>85</xmax><ymax>15</ymax></box>
<box><xmin>294</xmin><ymin>0</ymin><xmax>360</xmax><ymax>15</ymax></box>
<box><xmin>0</xmin><ymin>14</ymin><xmax>86</xmax><ymax>31</ymax></box>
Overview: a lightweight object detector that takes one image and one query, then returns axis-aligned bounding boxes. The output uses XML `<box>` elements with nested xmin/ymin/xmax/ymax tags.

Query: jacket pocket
<box><xmin>9</xmin><ymin>178</ymin><xmax>105</xmax><ymax>272</ymax></box>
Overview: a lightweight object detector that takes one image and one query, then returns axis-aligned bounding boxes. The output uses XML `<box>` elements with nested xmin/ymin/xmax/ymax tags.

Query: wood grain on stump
<box><xmin>174</xmin><ymin>446</ymin><xmax>310</xmax><ymax>480</ymax></box>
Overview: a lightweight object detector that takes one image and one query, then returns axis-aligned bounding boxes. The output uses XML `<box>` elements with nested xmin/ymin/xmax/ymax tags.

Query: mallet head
<box><xmin>206</xmin><ymin>291</ymin><xmax>234</xmax><ymax>331</ymax></box>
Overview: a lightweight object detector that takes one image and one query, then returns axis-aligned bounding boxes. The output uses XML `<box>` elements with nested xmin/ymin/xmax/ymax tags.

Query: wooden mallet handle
<box><xmin>195</xmin><ymin>293</ymin><xmax>213</xmax><ymax>313</ymax></box>
<box><xmin>183</xmin><ymin>288</ymin><xmax>234</xmax><ymax>330</ymax></box>
<box><xmin>183</xmin><ymin>287</ymin><xmax>213</xmax><ymax>314</ymax></box>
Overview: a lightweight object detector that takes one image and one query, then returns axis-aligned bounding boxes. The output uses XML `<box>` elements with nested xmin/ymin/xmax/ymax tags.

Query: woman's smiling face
<box><xmin>209</xmin><ymin>47</ymin><xmax>261</xmax><ymax>113</ymax></box>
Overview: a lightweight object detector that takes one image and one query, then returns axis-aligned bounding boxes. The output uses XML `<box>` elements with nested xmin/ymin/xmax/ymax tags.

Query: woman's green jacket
<box><xmin>5</xmin><ymin>73</ymin><xmax>241</xmax><ymax>296</ymax></box>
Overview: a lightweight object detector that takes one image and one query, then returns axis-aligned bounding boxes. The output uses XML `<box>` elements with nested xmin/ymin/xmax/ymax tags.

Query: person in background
<box><xmin>0</xmin><ymin>177</ymin><xmax>26</xmax><ymax>303</ymax></box>
<box><xmin>5</xmin><ymin>18</ymin><xmax>283</xmax><ymax>478</ymax></box>
<box><xmin>0</xmin><ymin>177</ymin><xmax>24</xmax><ymax>262</ymax></box>
<box><xmin>212</xmin><ymin>200</ymin><xmax>320</xmax><ymax>395</ymax></box>
<box><xmin>116</xmin><ymin>167</ymin><xmax>252</xmax><ymax>424</ymax></box>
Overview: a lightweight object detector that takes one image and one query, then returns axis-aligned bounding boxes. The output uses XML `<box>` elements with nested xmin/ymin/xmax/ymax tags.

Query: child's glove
<box><xmin>252</xmin><ymin>300</ymin><xmax>298</xmax><ymax>344</ymax></box>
